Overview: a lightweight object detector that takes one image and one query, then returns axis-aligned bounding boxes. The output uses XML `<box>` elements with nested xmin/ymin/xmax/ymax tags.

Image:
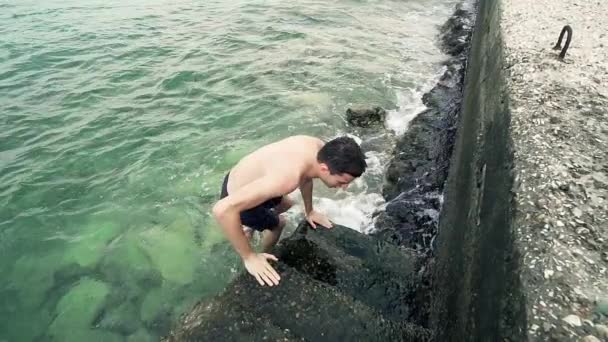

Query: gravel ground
<box><xmin>501</xmin><ymin>0</ymin><xmax>608</xmax><ymax>340</ymax></box>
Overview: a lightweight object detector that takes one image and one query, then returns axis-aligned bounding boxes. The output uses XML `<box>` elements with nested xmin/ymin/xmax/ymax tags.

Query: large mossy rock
<box><xmin>164</xmin><ymin>223</ymin><xmax>429</xmax><ymax>341</ymax></box>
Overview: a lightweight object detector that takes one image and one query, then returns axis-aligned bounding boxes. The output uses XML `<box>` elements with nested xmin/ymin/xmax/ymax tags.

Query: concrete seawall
<box><xmin>430</xmin><ymin>0</ymin><xmax>527</xmax><ymax>340</ymax></box>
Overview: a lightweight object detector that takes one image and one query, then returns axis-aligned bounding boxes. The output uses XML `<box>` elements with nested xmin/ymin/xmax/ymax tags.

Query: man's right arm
<box><xmin>212</xmin><ymin>175</ymin><xmax>296</xmax><ymax>286</ymax></box>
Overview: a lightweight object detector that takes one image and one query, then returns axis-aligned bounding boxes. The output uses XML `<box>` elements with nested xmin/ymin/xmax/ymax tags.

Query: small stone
<box><xmin>576</xmin><ymin>227</ymin><xmax>590</xmax><ymax>235</ymax></box>
<box><xmin>583</xmin><ymin>319</ymin><xmax>595</xmax><ymax>327</ymax></box>
<box><xmin>580</xmin><ymin>336</ymin><xmax>600</xmax><ymax>342</ymax></box>
<box><xmin>556</xmin><ymin>220</ymin><xmax>565</xmax><ymax>227</ymax></box>
<box><xmin>544</xmin><ymin>269</ymin><xmax>554</xmax><ymax>279</ymax></box>
<box><xmin>562</xmin><ymin>314</ymin><xmax>582</xmax><ymax>327</ymax></box>
<box><xmin>536</xmin><ymin>198</ymin><xmax>548</xmax><ymax>208</ymax></box>
<box><xmin>573</xmin><ymin>208</ymin><xmax>583</xmax><ymax>218</ymax></box>
<box><xmin>543</xmin><ymin>322</ymin><xmax>552</xmax><ymax>332</ymax></box>
<box><xmin>559</xmin><ymin>183</ymin><xmax>570</xmax><ymax>192</ymax></box>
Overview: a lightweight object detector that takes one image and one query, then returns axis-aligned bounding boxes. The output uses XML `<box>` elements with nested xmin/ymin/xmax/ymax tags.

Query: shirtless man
<box><xmin>212</xmin><ymin>135</ymin><xmax>367</xmax><ymax>287</ymax></box>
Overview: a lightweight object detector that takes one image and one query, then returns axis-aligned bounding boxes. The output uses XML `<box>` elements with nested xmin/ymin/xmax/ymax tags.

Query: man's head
<box><xmin>317</xmin><ymin>136</ymin><xmax>367</xmax><ymax>189</ymax></box>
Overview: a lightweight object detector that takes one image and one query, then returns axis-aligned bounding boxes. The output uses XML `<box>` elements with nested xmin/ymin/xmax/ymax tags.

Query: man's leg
<box><xmin>260</xmin><ymin>196</ymin><xmax>293</xmax><ymax>252</ymax></box>
<box><xmin>261</xmin><ymin>215</ymin><xmax>286</xmax><ymax>253</ymax></box>
<box><xmin>274</xmin><ymin>196</ymin><xmax>294</xmax><ymax>214</ymax></box>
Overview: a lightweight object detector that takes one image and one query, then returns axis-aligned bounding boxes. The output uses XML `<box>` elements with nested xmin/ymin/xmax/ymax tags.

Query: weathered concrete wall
<box><xmin>430</xmin><ymin>0</ymin><xmax>527</xmax><ymax>340</ymax></box>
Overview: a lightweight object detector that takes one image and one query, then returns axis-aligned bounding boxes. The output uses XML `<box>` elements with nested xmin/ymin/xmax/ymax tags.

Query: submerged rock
<box><xmin>61</xmin><ymin>220</ymin><xmax>122</xmax><ymax>268</ymax></box>
<box><xmin>139</xmin><ymin>224</ymin><xmax>200</xmax><ymax>285</ymax></box>
<box><xmin>97</xmin><ymin>301</ymin><xmax>142</xmax><ymax>336</ymax></box>
<box><xmin>127</xmin><ymin>328</ymin><xmax>156</xmax><ymax>342</ymax></box>
<box><xmin>47</xmin><ymin>277</ymin><xmax>120</xmax><ymax>341</ymax></box>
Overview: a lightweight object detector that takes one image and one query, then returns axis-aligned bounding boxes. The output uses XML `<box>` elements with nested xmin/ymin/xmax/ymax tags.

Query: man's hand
<box><xmin>305</xmin><ymin>210</ymin><xmax>333</xmax><ymax>229</ymax></box>
<box><xmin>243</xmin><ymin>253</ymin><xmax>281</xmax><ymax>286</ymax></box>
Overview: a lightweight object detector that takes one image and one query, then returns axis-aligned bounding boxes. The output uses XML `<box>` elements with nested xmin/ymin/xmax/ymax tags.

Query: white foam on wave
<box><xmin>286</xmin><ymin>62</ymin><xmax>449</xmax><ymax>234</ymax></box>
<box><xmin>315</xmin><ymin>192</ymin><xmax>385</xmax><ymax>233</ymax></box>
<box><xmin>283</xmin><ymin>141</ymin><xmax>387</xmax><ymax>233</ymax></box>
<box><xmin>285</xmin><ymin>190</ymin><xmax>385</xmax><ymax>234</ymax></box>
<box><xmin>385</xmin><ymin>65</ymin><xmax>448</xmax><ymax>135</ymax></box>
<box><xmin>308</xmin><ymin>67</ymin><xmax>448</xmax><ymax>232</ymax></box>
<box><xmin>385</xmin><ymin>88</ymin><xmax>428</xmax><ymax>136</ymax></box>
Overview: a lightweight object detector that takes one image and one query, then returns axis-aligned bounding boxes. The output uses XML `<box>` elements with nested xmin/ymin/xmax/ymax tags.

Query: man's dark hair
<box><xmin>317</xmin><ymin>136</ymin><xmax>367</xmax><ymax>177</ymax></box>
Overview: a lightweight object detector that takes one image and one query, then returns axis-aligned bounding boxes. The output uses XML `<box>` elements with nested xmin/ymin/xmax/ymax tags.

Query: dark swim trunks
<box><xmin>220</xmin><ymin>173</ymin><xmax>282</xmax><ymax>232</ymax></box>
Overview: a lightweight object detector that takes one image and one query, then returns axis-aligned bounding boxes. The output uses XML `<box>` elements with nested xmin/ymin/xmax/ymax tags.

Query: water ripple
<box><xmin>0</xmin><ymin>0</ymin><xmax>460</xmax><ymax>339</ymax></box>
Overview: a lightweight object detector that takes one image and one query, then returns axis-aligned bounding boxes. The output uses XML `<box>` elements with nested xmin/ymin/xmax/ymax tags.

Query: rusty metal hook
<box><xmin>553</xmin><ymin>25</ymin><xmax>572</xmax><ymax>60</ymax></box>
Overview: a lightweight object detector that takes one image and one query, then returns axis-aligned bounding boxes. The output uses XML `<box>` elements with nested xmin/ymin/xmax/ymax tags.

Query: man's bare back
<box><xmin>226</xmin><ymin>135</ymin><xmax>324</xmax><ymax>196</ymax></box>
<box><xmin>213</xmin><ymin>135</ymin><xmax>367</xmax><ymax>287</ymax></box>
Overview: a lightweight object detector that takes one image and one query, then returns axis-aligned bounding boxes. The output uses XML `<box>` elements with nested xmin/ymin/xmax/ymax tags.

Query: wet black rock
<box><xmin>376</xmin><ymin>4</ymin><xmax>472</xmax><ymax>245</ymax></box>
<box><xmin>371</xmin><ymin>5</ymin><xmax>473</xmax><ymax>336</ymax></box>
<box><xmin>164</xmin><ymin>222</ymin><xmax>430</xmax><ymax>341</ymax></box>
<box><xmin>374</xmin><ymin>190</ymin><xmax>442</xmax><ymax>255</ymax></box>
<box><xmin>346</xmin><ymin>106</ymin><xmax>387</xmax><ymax>127</ymax></box>
<box><xmin>439</xmin><ymin>8</ymin><xmax>472</xmax><ymax>56</ymax></box>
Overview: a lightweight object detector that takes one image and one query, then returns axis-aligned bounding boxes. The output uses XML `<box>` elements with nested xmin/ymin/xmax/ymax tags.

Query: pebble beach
<box><xmin>502</xmin><ymin>0</ymin><xmax>608</xmax><ymax>340</ymax></box>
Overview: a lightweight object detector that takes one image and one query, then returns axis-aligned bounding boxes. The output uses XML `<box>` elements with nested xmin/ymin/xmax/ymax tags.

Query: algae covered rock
<box><xmin>140</xmin><ymin>286</ymin><xmax>175</xmax><ymax>329</ymax></box>
<box><xmin>277</xmin><ymin>223</ymin><xmax>420</xmax><ymax>321</ymax></box>
<box><xmin>47</xmin><ymin>277</ymin><xmax>120</xmax><ymax>341</ymax></box>
<box><xmin>97</xmin><ymin>301</ymin><xmax>142</xmax><ymax>335</ymax></box>
<box><xmin>139</xmin><ymin>224</ymin><xmax>200</xmax><ymax>285</ymax></box>
<box><xmin>98</xmin><ymin>230</ymin><xmax>162</xmax><ymax>290</ymax></box>
<box><xmin>127</xmin><ymin>328</ymin><xmax>156</xmax><ymax>342</ymax></box>
<box><xmin>164</xmin><ymin>223</ymin><xmax>429</xmax><ymax>341</ymax></box>
<box><xmin>346</xmin><ymin>106</ymin><xmax>387</xmax><ymax>127</ymax></box>
<box><xmin>62</xmin><ymin>220</ymin><xmax>122</xmax><ymax>267</ymax></box>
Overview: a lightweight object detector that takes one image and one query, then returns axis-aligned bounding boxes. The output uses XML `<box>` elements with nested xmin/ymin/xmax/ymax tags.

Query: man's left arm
<box><xmin>299</xmin><ymin>179</ymin><xmax>313</xmax><ymax>215</ymax></box>
<box><xmin>299</xmin><ymin>179</ymin><xmax>333</xmax><ymax>229</ymax></box>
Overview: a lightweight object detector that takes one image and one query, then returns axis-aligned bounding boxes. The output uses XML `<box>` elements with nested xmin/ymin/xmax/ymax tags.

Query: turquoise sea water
<box><xmin>1</xmin><ymin>0</ymin><xmax>457</xmax><ymax>340</ymax></box>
